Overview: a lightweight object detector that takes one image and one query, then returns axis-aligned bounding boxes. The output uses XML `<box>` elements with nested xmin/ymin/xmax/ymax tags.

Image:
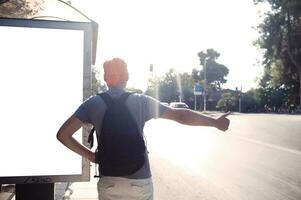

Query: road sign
<box><xmin>194</xmin><ymin>84</ymin><xmax>203</xmax><ymax>95</ymax></box>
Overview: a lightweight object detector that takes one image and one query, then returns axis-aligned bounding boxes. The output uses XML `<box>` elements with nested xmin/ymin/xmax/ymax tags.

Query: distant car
<box><xmin>160</xmin><ymin>102</ymin><xmax>169</xmax><ymax>106</ymax></box>
<box><xmin>169</xmin><ymin>102</ymin><xmax>189</xmax><ymax>109</ymax></box>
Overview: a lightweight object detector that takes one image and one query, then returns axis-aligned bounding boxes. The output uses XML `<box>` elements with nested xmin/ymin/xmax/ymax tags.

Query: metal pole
<box><xmin>239</xmin><ymin>86</ymin><xmax>242</xmax><ymax>113</ymax></box>
<box><xmin>194</xmin><ymin>95</ymin><xmax>196</xmax><ymax>110</ymax></box>
<box><xmin>203</xmin><ymin>59</ymin><xmax>207</xmax><ymax>111</ymax></box>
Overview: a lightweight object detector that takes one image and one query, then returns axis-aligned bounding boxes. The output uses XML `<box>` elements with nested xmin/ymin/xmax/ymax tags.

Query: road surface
<box><xmin>144</xmin><ymin>113</ymin><xmax>301</xmax><ymax>200</ymax></box>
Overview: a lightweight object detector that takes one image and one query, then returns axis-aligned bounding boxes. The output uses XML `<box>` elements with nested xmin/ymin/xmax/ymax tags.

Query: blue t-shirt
<box><xmin>73</xmin><ymin>88</ymin><xmax>167</xmax><ymax>179</ymax></box>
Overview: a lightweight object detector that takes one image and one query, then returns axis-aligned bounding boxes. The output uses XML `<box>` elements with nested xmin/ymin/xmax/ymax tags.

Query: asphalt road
<box><xmin>144</xmin><ymin>113</ymin><xmax>301</xmax><ymax>200</ymax></box>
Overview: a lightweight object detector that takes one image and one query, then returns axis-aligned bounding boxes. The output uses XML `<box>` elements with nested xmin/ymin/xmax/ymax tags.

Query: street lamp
<box><xmin>203</xmin><ymin>59</ymin><xmax>207</xmax><ymax>111</ymax></box>
<box><xmin>239</xmin><ymin>86</ymin><xmax>242</xmax><ymax>112</ymax></box>
<box><xmin>235</xmin><ymin>86</ymin><xmax>242</xmax><ymax>112</ymax></box>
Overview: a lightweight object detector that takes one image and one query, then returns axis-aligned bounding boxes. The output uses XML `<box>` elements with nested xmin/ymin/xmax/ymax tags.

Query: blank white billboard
<box><xmin>0</xmin><ymin>19</ymin><xmax>92</xmax><ymax>183</ymax></box>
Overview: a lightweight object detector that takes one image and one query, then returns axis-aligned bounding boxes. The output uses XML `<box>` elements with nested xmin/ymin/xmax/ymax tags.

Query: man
<box><xmin>57</xmin><ymin>58</ymin><xmax>230</xmax><ymax>200</ymax></box>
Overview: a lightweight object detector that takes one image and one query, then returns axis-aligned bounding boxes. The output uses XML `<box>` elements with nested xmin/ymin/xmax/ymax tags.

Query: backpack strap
<box><xmin>88</xmin><ymin>92</ymin><xmax>112</xmax><ymax>148</ymax></box>
<box><xmin>88</xmin><ymin>127</ymin><xmax>95</xmax><ymax>148</ymax></box>
<box><xmin>98</xmin><ymin>92</ymin><xmax>113</xmax><ymax>107</ymax></box>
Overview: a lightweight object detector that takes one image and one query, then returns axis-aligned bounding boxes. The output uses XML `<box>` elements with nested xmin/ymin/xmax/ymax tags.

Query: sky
<box><xmin>41</xmin><ymin>0</ymin><xmax>267</xmax><ymax>92</ymax></box>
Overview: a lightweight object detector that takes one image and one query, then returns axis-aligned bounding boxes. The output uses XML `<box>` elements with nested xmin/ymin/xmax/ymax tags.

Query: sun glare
<box><xmin>145</xmin><ymin>119</ymin><xmax>220</xmax><ymax>175</ymax></box>
<box><xmin>175</xmin><ymin>71</ymin><xmax>183</xmax><ymax>102</ymax></box>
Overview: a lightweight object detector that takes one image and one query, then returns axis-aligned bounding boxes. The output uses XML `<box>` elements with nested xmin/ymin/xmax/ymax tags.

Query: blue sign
<box><xmin>194</xmin><ymin>84</ymin><xmax>203</xmax><ymax>95</ymax></box>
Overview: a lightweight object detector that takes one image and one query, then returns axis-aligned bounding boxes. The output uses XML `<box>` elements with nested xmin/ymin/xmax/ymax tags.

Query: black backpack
<box><xmin>88</xmin><ymin>92</ymin><xmax>146</xmax><ymax>176</ymax></box>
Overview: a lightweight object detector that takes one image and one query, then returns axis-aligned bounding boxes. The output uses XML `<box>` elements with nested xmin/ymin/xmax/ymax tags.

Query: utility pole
<box><xmin>194</xmin><ymin>83</ymin><xmax>202</xmax><ymax>111</ymax></box>
<box><xmin>239</xmin><ymin>85</ymin><xmax>242</xmax><ymax>113</ymax></box>
<box><xmin>147</xmin><ymin>64</ymin><xmax>154</xmax><ymax>88</ymax></box>
<box><xmin>203</xmin><ymin>59</ymin><xmax>207</xmax><ymax>111</ymax></box>
<box><xmin>236</xmin><ymin>86</ymin><xmax>242</xmax><ymax>113</ymax></box>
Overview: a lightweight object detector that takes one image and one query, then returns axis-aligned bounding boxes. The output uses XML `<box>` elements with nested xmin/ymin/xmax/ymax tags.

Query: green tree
<box><xmin>242</xmin><ymin>89</ymin><xmax>263</xmax><ymax>113</ymax></box>
<box><xmin>179</xmin><ymin>72</ymin><xmax>195</xmax><ymax>108</ymax></box>
<box><xmin>0</xmin><ymin>0</ymin><xmax>44</xmax><ymax>18</ymax></box>
<box><xmin>254</xmin><ymin>0</ymin><xmax>301</xmax><ymax>108</ymax></box>
<box><xmin>145</xmin><ymin>76</ymin><xmax>159</xmax><ymax>99</ymax></box>
<box><xmin>92</xmin><ymin>67</ymin><xmax>106</xmax><ymax>95</ymax></box>
<box><xmin>145</xmin><ymin>69</ymin><xmax>178</xmax><ymax>102</ymax></box>
<box><xmin>257</xmin><ymin>64</ymin><xmax>298</xmax><ymax>112</ymax></box>
<box><xmin>216</xmin><ymin>92</ymin><xmax>236</xmax><ymax>112</ymax></box>
<box><xmin>145</xmin><ymin>69</ymin><xmax>195</xmax><ymax>108</ymax></box>
<box><xmin>157</xmin><ymin>69</ymin><xmax>179</xmax><ymax>102</ymax></box>
<box><xmin>194</xmin><ymin>49</ymin><xmax>229</xmax><ymax>90</ymax></box>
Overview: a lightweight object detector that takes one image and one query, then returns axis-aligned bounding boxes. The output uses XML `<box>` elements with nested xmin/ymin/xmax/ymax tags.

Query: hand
<box><xmin>88</xmin><ymin>152</ymin><xmax>97</xmax><ymax>163</ymax></box>
<box><xmin>215</xmin><ymin>111</ymin><xmax>230</xmax><ymax>132</ymax></box>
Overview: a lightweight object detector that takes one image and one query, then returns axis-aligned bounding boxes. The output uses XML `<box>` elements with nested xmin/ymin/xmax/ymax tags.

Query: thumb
<box><xmin>219</xmin><ymin>111</ymin><xmax>231</xmax><ymax>119</ymax></box>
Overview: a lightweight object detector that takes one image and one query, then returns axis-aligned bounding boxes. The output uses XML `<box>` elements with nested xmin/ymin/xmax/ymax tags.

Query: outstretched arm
<box><xmin>161</xmin><ymin>107</ymin><xmax>230</xmax><ymax>132</ymax></box>
<box><xmin>56</xmin><ymin>116</ymin><xmax>96</xmax><ymax>163</ymax></box>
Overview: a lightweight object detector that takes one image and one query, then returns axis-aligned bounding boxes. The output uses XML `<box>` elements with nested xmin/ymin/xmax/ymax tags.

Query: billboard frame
<box><xmin>0</xmin><ymin>17</ymin><xmax>93</xmax><ymax>184</ymax></box>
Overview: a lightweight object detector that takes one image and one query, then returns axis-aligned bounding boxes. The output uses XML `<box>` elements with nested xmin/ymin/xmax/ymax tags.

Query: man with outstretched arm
<box><xmin>57</xmin><ymin>58</ymin><xmax>230</xmax><ymax>200</ymax></box>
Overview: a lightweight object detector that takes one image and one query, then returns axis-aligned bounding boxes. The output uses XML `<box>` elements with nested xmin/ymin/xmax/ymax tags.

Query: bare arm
<box><xmin>56</xmin><ymin>116</ymin><xmax>96</xmax><ymax>163</ymax></box>
<box><xmin>161</xmin><ymin>107</ymin><xmax>230</xmax><ymax>132</ymax></box>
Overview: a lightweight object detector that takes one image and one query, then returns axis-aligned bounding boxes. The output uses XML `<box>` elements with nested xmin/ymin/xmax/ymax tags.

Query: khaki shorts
<box><xmin>97</xmin><ymin>176</ymin><xmax>153</xmax><ymax>200</ymax></box>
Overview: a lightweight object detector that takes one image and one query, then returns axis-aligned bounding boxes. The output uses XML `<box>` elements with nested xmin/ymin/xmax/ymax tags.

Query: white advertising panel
<box><xmin>0</xmin><ymin>19</ymin><xmax>92</xmax><ymax>183</ymax></box>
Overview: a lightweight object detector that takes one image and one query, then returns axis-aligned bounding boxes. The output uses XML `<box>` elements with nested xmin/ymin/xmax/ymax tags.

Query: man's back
<box><xmin>73</xmin><ymin>88</ymin><xmax>167</xmax><ymax>179</ymax></box>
